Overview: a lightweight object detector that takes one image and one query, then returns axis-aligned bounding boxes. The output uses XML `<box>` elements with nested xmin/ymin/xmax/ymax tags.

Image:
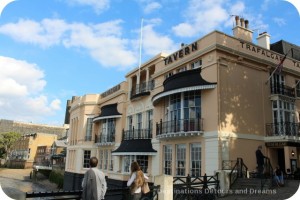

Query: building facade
<box><xmin>9</xmin><ymin>133</ymin><xmax>57</xmax><ymax>168</ymax></box>
<box><xmin>64</xmin><ymin>17</ymin><xmax>300</xmax><ymax>190</ymax></box>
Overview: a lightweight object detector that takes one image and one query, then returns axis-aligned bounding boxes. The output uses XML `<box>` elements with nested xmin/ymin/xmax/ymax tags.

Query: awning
<box><xmin>152</xmin><ymin>68</ymin><xmax>216</xmax><ymax>105</ymax></box>
<box><xmin>93</xmin><ymin>103</ymin><xmax>122</xmax><ymax>122</ymax></box>
<box><xmin>112</xmin><ymin>139</ymin><xmax>157</xmax><ymax>156</ymax></box>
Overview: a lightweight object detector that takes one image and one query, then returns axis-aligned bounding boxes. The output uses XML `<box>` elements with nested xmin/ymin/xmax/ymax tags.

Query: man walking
<box><xmin>82</xmin><ymin>157</ymin><xmax>107</xmax><ymax>200</ymax></box>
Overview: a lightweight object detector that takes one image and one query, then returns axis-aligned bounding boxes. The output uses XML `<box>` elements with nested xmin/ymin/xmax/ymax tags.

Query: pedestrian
<box><xmin>274</xmin><ymin>165</ymin><xmax>284</xmax><ymax>186</ymax></box>
<box><xmin>255</xmin><ymin>145</ymin><xmax>266</xmax><ymax>177</ymax></box>
<box><xmin>127</xmin><ymin>161</ymin><xmax>149</xmax><ymax>200</ymax></box>
<box><xmin>82</xmin><ymin>157</ymin><xmax>107</xmax><ymax>200</ymax></box>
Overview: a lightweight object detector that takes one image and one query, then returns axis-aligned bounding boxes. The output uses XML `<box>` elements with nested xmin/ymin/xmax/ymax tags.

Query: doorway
<box><xmin>277</xmin><ymin>148</ymin><xmax>285</xmax><ymax>172</ymax></box>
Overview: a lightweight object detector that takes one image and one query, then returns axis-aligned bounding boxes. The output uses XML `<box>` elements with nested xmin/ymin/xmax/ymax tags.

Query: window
<box><xmin>163</xmin><ymin>145</ymin><xmax>172</xmax><ymax>175</ymax></box>
<box><xmin>190</xmin><ymin>143</ymin><xmax>201</xmax><ymax>177</ymax></box>
<box><xmin>165</xmin><ymin>72</ymin><xmax>173</xmax><ymax>79</ymax></box>
<box><xmin>99</xmin><ymin>150</ymin><xmax>103</xmax><ymax>169</ymax></box>
<box><xmin>272</xmin><ymin>99</ymin><xmax>295</xmax><ymax>135</ymax></box>
<box><xmin>83</xmin><ymin>150</ymin><xmax>91</xmax><ymax>168</ymax></box>
<box><xmin>123</xmin><ymin>155</ymin><xmax>149</xmax><ymax>173</ymax></box>
<box><xmin>191</xmin><ymin>59</ymin><xmax>202</xmax><ymax>69</ymax></box>
<box><xmin>110</xmin><ymin>152</ymin><xmax>113</xmax><ymax>171</ymax></box>
<box><xmin>104</xmin><ymin>150</ymin><xmax>108</xmax><ymax>170</ymax></box>
<box><xmin>177</xmin><ymin>66</ymin><xmax>187</xmax><ymax>73</ymax></box>
<box><xmin>128</xmin><ymin>116</ymin><xmax>133</xmax><ymax>130</ymax></box>
<box><xmin>296</xmin><ymin>80</ymin><xmax>300</xmax><ymax>97</ymax></box>
<box><xmin>176</xmin><ymin>144</ymin><xmax>186</xmax><ymax>176</ymax></box>
<box><xmin>101</xmin><ymin>119</ymin><xmax>115</xmax><ymax>142</ymax></box>
<box><xmin>147</xmin><ymin>110</ymin><xmax>153</xmax><ymax>136</ymax></box>
<box><xmin>86</xmin><ymin>118</ymin><xmax>93</xmax><ymax>141</ymax></box>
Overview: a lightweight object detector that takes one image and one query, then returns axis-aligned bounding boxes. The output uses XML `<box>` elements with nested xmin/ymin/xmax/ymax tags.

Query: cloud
<box><xmin>172</xmin><ymin>0</ymin><xmax>229</xmax><ymax>37</ymax></box>
<box><xmin>0</xmin><ymin>17</ymin><xmax>179</xmax><ymax>70</ymax></box>
<box><xmin>144</xmin><ymin>1</ymin><xmax>162</xmax><ymax>14</ymax></box>
<box><xmin>273</xmin><ymin>17</ymin><xmax>286</xmax><ymax>27</ymax></box>
<box><xmin>65</xmin><ymin>0</ymin><xmax>110</xmax><ymax>14</ymax></box>
<box><xmin>0</xmin><ymin>56</ymin><xmax>61</xmax><ymax>122</ymax></box>
<box><xmin>0</xmin><ymin>19</ymin><xmax>68</xmax><ymax>48</ymax></box>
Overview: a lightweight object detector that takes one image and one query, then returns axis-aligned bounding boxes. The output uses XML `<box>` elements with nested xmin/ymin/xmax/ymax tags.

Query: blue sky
<box><xmin>0</xmin><ymin>0</ymin><xmax>299</xmax><ymax>126</ymax></box>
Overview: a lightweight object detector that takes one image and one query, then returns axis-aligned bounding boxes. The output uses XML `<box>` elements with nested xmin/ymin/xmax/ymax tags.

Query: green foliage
<box><xmin>49</xmin><ymin>170</ymin><xmax>64</xmax><ymax>189</ymax></box>
<box><xmin>0</xmin><ymin>132</ymin><xmax>22</xmax><ymax>159</ymax></box>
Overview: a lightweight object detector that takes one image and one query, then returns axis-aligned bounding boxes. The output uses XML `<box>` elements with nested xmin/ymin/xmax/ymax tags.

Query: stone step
<box><xmin>231</xmin><ymin>178</ymin><xmax>272</xmax><ymax>190</ymax></box>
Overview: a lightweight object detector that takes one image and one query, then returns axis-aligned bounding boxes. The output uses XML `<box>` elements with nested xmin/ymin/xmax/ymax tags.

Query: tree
<box><xmin>0</xmin><ymin>132</ymin><xmax>21</xmax><ymax>161</ymax></box>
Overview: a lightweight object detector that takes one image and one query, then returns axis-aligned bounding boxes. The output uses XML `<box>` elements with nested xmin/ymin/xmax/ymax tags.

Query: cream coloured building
<box><xmin>64</xmin><ymin>17</ymin><xmax>300</xmax><ymax>190</ymax></box>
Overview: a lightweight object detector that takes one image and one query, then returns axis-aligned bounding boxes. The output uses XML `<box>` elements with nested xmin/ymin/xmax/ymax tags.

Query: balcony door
<box><xmin>272</xmin><ymin>99</ymin><xmax>295</xmax><ymax>136</ymax></box>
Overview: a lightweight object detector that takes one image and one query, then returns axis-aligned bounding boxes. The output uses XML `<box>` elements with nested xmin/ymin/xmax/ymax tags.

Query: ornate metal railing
<box><xmin>130</xmin><ymin>80</ymin><xmax>155</xmax><ymax>99</ymax></box>
<box><xmin>95</xmin><ymin>132</ymin><xmax>115</xmax><ymax>143</ymax></box>
<box><xmin>122</xmin><ymin>127</ymin><xmax>152</xmax><ymax>140</ymax></box>
<box><xmin>266</xmin><ymin>122</ymin><xmax>300</xmax><ymax>136</ymax></box>
<box><xmin>156</xmin><ymin>117</ymin><xmax>203</xmax><ymax>135</ymax></box>
<box><xmin>173</xmin><ymin>173</ymin><xmax>219</xmax><ymax>200</ymax></box>
<box><xmin>270</xmin><ymin>84</ymin><xmax>295</xmax><ymax>97</ymax></box>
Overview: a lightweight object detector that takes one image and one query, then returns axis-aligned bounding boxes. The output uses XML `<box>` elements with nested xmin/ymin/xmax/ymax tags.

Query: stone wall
<box><xmin>0</xmin><ymin>119</ymin><xmax>67</xmax><ymax>139</ymax></box>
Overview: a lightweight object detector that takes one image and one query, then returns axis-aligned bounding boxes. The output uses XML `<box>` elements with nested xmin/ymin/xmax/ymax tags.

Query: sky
<box><xmin>0</xmin><ymin>0</ymin><xmax>299</xmax><ymax>126</ymax></box>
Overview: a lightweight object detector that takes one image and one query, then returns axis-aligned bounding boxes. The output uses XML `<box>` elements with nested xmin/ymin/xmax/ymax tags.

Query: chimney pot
<box><xmin>245</xmin><ymin>20</ymin><xmax>249</xmax><ymax>29</ymax></box>
<box><xmin>240</xmin><ymin>18</ymin><xmax>245</xmax><ymax>28</ymax></box>
<box><xmin>235</xmin><ymin>16</ymin><xmax>240</xmax><ymax>26</ymax></box>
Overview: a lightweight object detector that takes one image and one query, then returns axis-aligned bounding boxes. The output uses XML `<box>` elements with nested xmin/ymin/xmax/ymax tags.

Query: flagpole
<box><xmin>265</xmin><ymin>49</ymin><xmax>292</xmax><ymax>84</ymax></box>
<box><xmin>137</xmin><ymin>18</ymin><xmax>144</xmax><ymax>85</ymax></box>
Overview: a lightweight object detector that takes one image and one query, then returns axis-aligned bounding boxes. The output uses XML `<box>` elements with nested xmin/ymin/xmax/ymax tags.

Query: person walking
<box><xmin>82</xmin><ymin>157</ymin><xmax>107</xmax><ymax>200</ymax></box>
<box><xmin>255</xmin><ymin>145</ymin><xmax>266</xmax><ymax>177</ymax></box>
<box><xmin>127</xmin><ymin>161</ymin><xmax>148</xmax><ymax>200</ymax></box>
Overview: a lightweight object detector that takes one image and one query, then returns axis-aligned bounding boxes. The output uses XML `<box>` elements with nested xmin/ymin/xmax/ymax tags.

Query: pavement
<box><xmin>0</xmin><ymin>168</ymin><xmax>58</xmax><ymax>200</ymax></box>
<box><xmin>218</xmin><ymin>179</ymin><xmax>300</xmax><ymax>200</ymax></box>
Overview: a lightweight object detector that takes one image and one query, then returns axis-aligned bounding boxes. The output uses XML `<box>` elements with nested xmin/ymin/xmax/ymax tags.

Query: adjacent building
<box><xmin>64</xmin><ymin>16</ymin><xmax>300</xmax><ymax>190</ymax></box>
<box><xmin>9</xmin><ymin>133</ymin><xmax>57</xmax><ymax>168</ymax></box>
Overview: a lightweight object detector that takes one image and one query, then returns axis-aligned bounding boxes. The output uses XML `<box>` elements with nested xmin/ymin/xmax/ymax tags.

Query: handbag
<box><xmin>141</xmin><ymin>181</ymin><xmax>150</xmax><ymax>194</ymax></box>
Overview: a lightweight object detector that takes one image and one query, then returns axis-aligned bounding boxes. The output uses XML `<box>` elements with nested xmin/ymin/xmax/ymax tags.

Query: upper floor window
<box><xmin>165</xmin><ymin>72</ymin><xmax>174</xmax><ymax>79</ymax></box>
<box><xmin>191</xmin><ymin>59</ymin><xmax>202</xmax><ymax>69</ymax></box>
<box><xmin>83</xmin><ymin>150</ymin><xmax>91</xmax><ymax>168</ymax></box>
<box><xmin>296</xmin><ymin>80</ymin><xmax>300</xmax><ymax>98</ymax></box>
<box><xmin>163</xmin><ymin>145</ymin><xmax>172</xmax><ymax>175</ymax></box>
<box><xmin>177</xmin><ymin>66</ymin><xmax>187</xmax><ymax>73</ymax></box>
<box><xmin>86</xmin><ymin>118</ymin><xmax>93</xmax><ymax>141</ymax></box>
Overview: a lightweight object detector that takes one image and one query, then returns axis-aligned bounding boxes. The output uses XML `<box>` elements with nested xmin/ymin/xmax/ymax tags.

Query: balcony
<box><xmin>156</xmin><ymin>117</ymin><xmax>203</xmax><ymax>139</ymax></box>
<box><xmin>270</xmin><ymin>84</ymin><xmax>295</xmax><ymax>98</ymax></box>
<box><xmin>122</xmin><ymin>128</ymin><xmax>152</xmax><ymax>140</ymax></box>
<box><xmin>266</xmin><ymin>122</ymin><xmax>300</xmax><ymax>137</ymax></box>
<box><xmin>85</xmin><ymin>135</ymin><xmax>92</xmax><ymax>141</ymax></box>
<box><xmin>130</xmin><ymin>80</ymin><xmax>154</xmax><ymax>100</ymax></box>
<box><xmin>95</xmin><ymin>133</ymin><xmax>115</xmax><ymax>145</ymax></box>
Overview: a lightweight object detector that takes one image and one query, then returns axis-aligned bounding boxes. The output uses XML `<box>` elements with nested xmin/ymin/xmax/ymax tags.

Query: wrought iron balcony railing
<box><xmin>156</xmin><ymin>118</ymin><xmax>203</xmax><ymax>135</ymax></box>
<box><xmin>266</xmin><ymin>122</ymin><xmax>300</xmax><ymax>137</ymax></box>
<box><xmin>85</xmin><ymin>135</ymin><xmax>92</xmax><ymax>141</ymax></box>
<box><xmin>130</xmin><ymin>80</ymin><xmax>155</xmax><ymax>99</ymax></box>
<box><xmin>95</xmin><ymin>132</ymin><xmax>115</xmax><ymax>143</ymax></box>
<box><xmin>122</xmin><ymin>127</ymin><xmax>152</xmax><ymax>140</ymax></box>
<box><xmin>270</xmin><ymin>84</ymin><xmax>295</xmax><ymax>98</ymax></box>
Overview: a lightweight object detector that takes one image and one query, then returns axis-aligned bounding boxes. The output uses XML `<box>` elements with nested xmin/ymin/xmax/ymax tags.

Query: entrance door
<box><xmin>277</xmin><ymin>148</ymin><xmax>285</xmax><ymax>172</ymax></box>
<box><xmin>291</xmin><ymin>159</ymin><xmax>297</xmax><ymax>173</ymax></box>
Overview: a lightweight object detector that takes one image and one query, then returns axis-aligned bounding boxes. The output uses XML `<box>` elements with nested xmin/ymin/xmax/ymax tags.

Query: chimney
<box><xmin>235</xmin><ymin>16</ymin><xmax>240</xmax><ymax>26</ymax></box>
<box><xmin>232</xmin><ymin>15</ymin><xmax>253</xmax><ymax>42</ymax></box>
<box><xmin>257</xmin><ymin>32</ymin><xmax>270</xmax><ymax>50</ymax></box>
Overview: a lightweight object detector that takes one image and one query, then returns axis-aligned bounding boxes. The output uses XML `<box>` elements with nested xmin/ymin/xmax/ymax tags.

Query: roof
<box><xmin>112</xmin><ymin>139</ymin><xmax>157</xmax><ymax>156</ymax></box>
<box><xmin>93</xmin><ymin>103</ymin><xmax>122</xmax><ymax>122</ymax></box>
